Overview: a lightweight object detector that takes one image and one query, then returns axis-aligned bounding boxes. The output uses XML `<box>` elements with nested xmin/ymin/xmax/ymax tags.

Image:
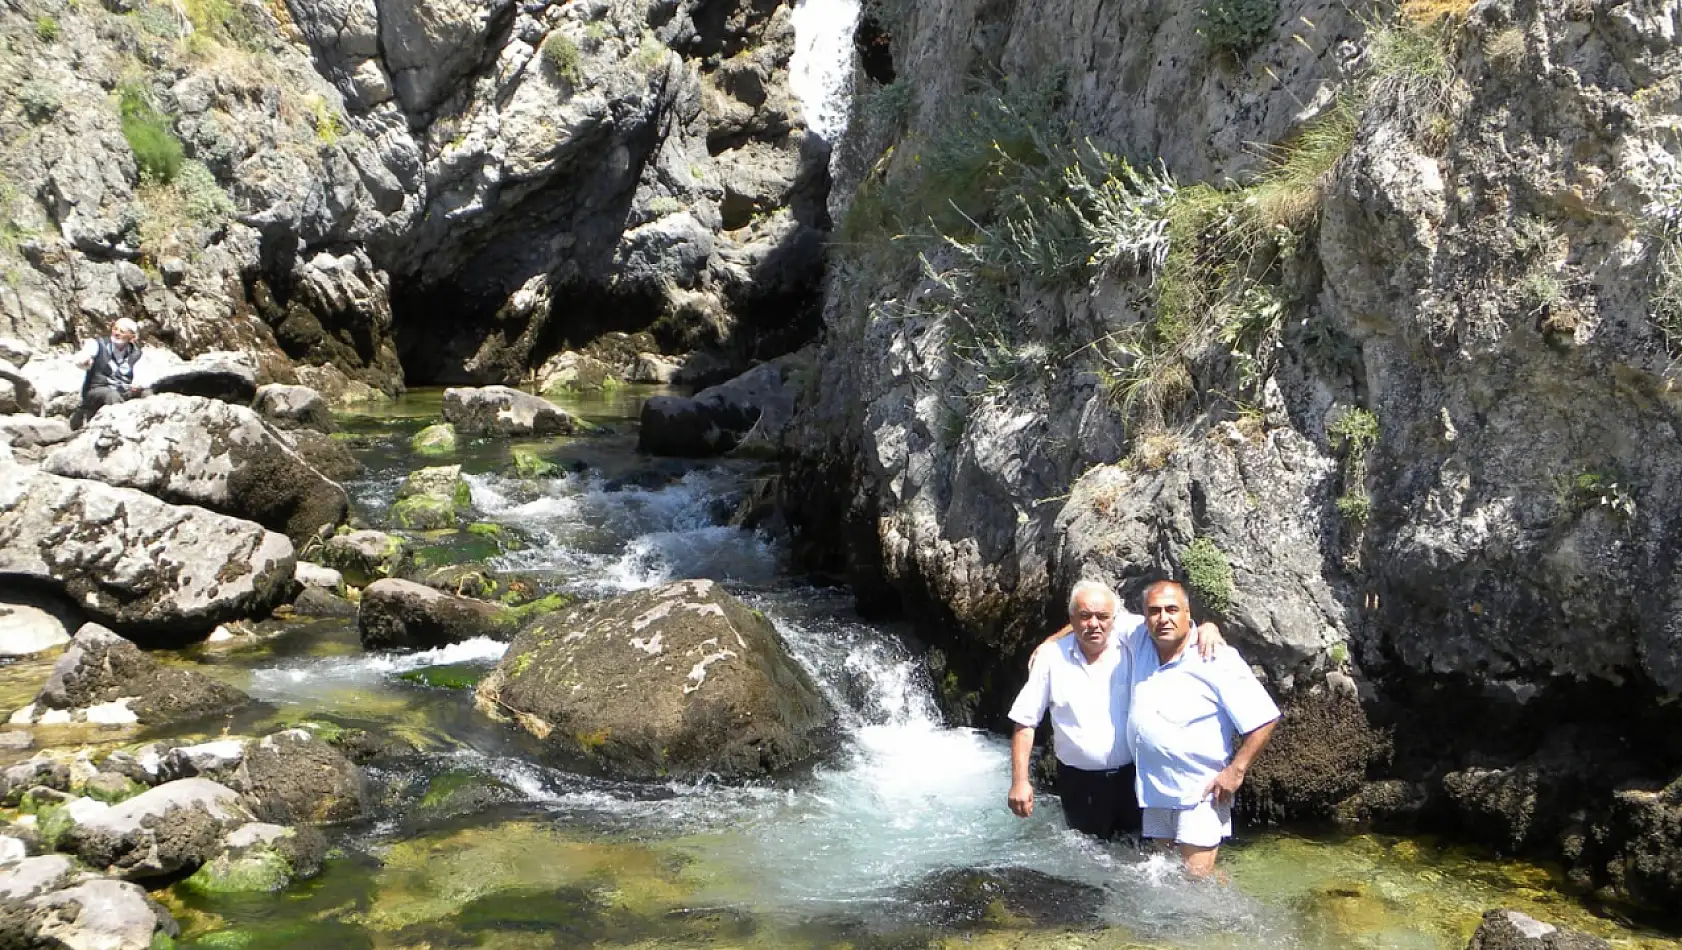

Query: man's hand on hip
<box><xmin>1203</xmin><ymin>764</ymin><xmax>1246</xmax><ymax>805</ymax></box>
<box><xmin>1007</xmin><ymin>779</ymin><xmax>1035</xmax><ymax>818</ymax></box>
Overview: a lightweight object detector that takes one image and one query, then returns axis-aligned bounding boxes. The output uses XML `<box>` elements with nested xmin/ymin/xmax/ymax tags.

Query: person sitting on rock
<box><xmin>73</xmin><ymin>317</ymin><xmax>144</xmax><ymax>428</ymax></box>
<box><xmin>1005</xmin><ymin>580</ymin><xmax>1225</xmax><ymax>840</ymax></box>
<box><xmin>1130</xmin><ymin>580</ymin><xmax>1280</xmax><ymax>878</ymax></box>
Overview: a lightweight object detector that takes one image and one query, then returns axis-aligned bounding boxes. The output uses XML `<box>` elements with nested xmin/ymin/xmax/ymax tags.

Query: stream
<box><xmin>1</xmin><ymin>386</ymin><xmax>1660</xmax><ymax>950</ymax></box>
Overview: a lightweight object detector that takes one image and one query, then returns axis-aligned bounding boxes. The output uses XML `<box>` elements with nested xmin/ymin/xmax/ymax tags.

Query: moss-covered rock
<box><xmin>388</xmin><ymin>495</ymin><xmax>459</xmax><ymax>531</ymax></box>
<box><xmin>389</xmin><ymin>466</ymin><xmax>472</xmax><ymax>531</ymax></box>
<box><xmin>320</xmin><ymin>531</ymin><xmax>413</xmax><ymax>588</ymax></box>
<box><xmin>475</xmin><ymin>580</ymin><xmax>834</xmax><ymax>779</ymax></box>
<box><xmin>411</xmin><ymin>423</ymin><xmax>458</xmax><ymax>456</ymax></box>
<box><xmin>398</xmin><ymin>664</ymin><xmax>486</xmax><ymax>690</ymax></box>
<box><xmin>177</xmin><ymin>822</ymin><xmax>326</xmax><ymax>895</ymax></box>
<box><xmin>510</xmin><ymin>446</ymin><xmax>559</xmax><ymax>479</ymax></box>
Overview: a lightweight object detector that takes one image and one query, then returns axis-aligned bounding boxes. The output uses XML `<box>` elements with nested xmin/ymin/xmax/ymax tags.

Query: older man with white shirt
<box><xmin>1005</xmin><ymin>580</ymin><xmax>1225</xmax><ymax>840</ymax></box>
<box><xmin>1130</xmin><ymin>579</ymin><xmax>1280</xmax><ymax>877</ymax></box>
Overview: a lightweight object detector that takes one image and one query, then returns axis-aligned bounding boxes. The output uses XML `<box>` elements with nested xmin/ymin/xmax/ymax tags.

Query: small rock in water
<box><xmin>1465</xmin><ymin>909</ymin><xmax>1610</xmax><ymax>949</ymax></box>
<box><xmin>442</xmin><ymin>386</ymin><xmax>575</xmax><ymax>437</ymax></box>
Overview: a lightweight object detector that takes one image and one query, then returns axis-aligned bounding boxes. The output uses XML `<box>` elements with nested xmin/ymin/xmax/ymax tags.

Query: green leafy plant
<box><xmin>1181</xmin><ymin>536</ymin><xmax>1235</xmax><ymax>614</ymax></box>
<box><xmin>1328</xmin><ymin>407</ymin><xmax>1379</xmax><ymax>527</ymax></box>
<box><xmin>20</xmin><ymin>81</ymin><xmax>60</xmax><ymax>123</ymax></box>
<box><xmin>1197</xmin><ymin>0</ymin><xmax>1279</xmax><ymax>58</ymax></box>
<box><xmin>35</xmin><ymin>15</ymin><xmax>59</xmax><ymax>41</ymax></box>
<box><xmin>1557</xmin><ymin>470</ymin><xmax>1637</xmax><ymax>521</ymax></box>
<box><xmin>118</xmin><ymin>83</ymin><xmax>185</xmax><ymax>184</ymax></box>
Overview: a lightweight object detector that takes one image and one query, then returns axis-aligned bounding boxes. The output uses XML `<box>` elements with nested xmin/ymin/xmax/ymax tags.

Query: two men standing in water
<box><xmin>1006</xmin><ymin>579</ymin><xmax>1280</xmax><ymax>877</ymax></box>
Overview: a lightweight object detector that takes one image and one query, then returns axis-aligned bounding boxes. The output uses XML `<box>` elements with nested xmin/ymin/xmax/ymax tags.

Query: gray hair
<box><xmin>113</xmin><ymin>318</ymin><xmax>139</xmax><ymax>335</ymax></box>
<box><xmin>1067</xmin><ymin>579</ymin><xmax>1119</xmax><ymax>616</ymax></box>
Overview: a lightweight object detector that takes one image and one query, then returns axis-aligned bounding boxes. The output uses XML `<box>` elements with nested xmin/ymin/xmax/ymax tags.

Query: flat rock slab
<box><xmin>442</xmin><ymin>386</ymin><xmax>575</xmax><ymax>437</ymax></box>
<box><xmin>43</xmin><ymin>393</ymin><xmax>348</xmax><ymax>546</ymax></box>
<box><xmin>0</xmin><ymin>464</ymin><xmax>295</xmax><ymax>638</ymax></box>
<box><xmin>14</xmin><ymin>623</ymin><xmax>248</xmax><ymax>727</ymax></box>
<box><xmin>0</xmin><ymin>414</ymin><xmax>72</xmax><ymax>448</ymax></box>
<box><xmin>475</xmin><ymin>579</ymin><xmax>834</xmax><ymax>780</ymax></box>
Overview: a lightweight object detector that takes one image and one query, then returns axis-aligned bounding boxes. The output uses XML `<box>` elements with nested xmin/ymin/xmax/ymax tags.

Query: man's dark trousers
<box><xmin>1056</xmin><ymin>762</ymin><xmax>1143</xmax><ymax>839</ymax></box>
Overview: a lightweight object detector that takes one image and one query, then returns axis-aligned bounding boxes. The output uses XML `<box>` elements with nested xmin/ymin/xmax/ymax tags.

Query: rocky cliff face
<box><xmin>786</xmin><ymin>0</ymin><xmax>1682</xmax><ymax>912</ymax></box>
<box><xmin>0</xmin><ymin>0</ymin><xmax>829</xmax><ymax>391</ymax></box>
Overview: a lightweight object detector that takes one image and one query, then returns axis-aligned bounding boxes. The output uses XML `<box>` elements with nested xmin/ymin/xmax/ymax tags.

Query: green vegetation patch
<box><xmin>1197</xmin><ymin>0</ymin><xmax>1278</xmax><ymax>58</ymax></box>
<box><xmin>410</xmin><ymin>423</ymin><xmax>458</xmax><ymax>456</ymax></box>
<box><xmin>542</xmin><ymin>32</ymin><xmax>583</xmax><ymax>86</ymax></box>
<box><xmin>1181</xmin><ymin>536</ymin><xmax>1235</xmax><ymax>615</ymax></box>
<box><xmin>119</xmin><ymin>83</ymin><xmax>185</xmax><ymax>184</ymax></box>
<box><xmin>180</xmin><ymin>847</ymin><xmax>295</xmax><ymax>895</ymax></box>
<box><xmin>399</xmin><ymin>663</ymin><xmax>486</xmax><ymax>690</ymax></box>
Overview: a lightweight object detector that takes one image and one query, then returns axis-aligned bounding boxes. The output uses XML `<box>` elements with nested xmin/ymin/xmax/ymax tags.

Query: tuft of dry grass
<box><xmin>1401</xmin><ymin>0</ymin><xmax>1470</xmax><ymax>24</ymax></box>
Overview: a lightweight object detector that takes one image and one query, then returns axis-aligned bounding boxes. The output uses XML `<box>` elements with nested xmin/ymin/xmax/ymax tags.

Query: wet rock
<box><xmin>1241</xmin><ymin>691</ymin><xmax>1391</xmax><ymax>822</ymax></box>
<box><xmin>637</xmin><ymin>357</ymin><xmax>796</xmax><ymax>458</ymax></box>
<box><xmin>179</xmin><ymin>821</ymin><xmax>326</xmax><ymax>894</ymax></box>
<box><xmin>43</xmin><ymin>394</ymin><xmax>349</xmax><ymax>546</ymax></box>
<box><xmin>283</xmin><ymin>428</ymin><xmax>365</xmax><ymax>481</ymax></box>
<box><xmin>412</xmin><ymin>422</ymin><xmax>458</xmax><ymax>456</ymax></box>
<box><xmin>903</xmin><ymin>867</ymin><xmax>1105</xmax><ymax>928</ymax></box>
<box><xmin>147</xmin><ymin>352</ymin><xmax>258</xmax><ymax>404</ymax></box>
<box><xmin>252</xmin><ymin>384</ymin><xmax>333</xmax><ymax>432</ymax></box>
<box><xmin>359</xmin><ymin>579</ymin><xmax>509</xmax><ymax>649</ymax></box>
<box><xmin>389</xmin><ymin>465</ymin><xmax>472</xmax><ymax>531</ymax></box>
<box><xmin>442</xmin><ymin>386</ymin><xmax>574</xmax><ymax>438</ymax></box>
<box><xmin>1573</xmin><ymin>776</ymin><xmax>1682</xmax><ymax>915</ymax></box>
<box><xmin>235</xmin><ymin>729</ymin><xmax>365</xmax><ymax>825</ymax></box>
<box><xmin>399</xmin><ymin>663</ymin><xmax>486</xmax><ymax>690</ymax></box>
<box><xmin>80</xmin><ymin>772</ymin><xmax>144</xmax><ymax>805</ymax></box>
<box><xmin>0</xmin><ymin>837</ymin><xmax>29</xmax><ymax>869</ymax></box>
<box><xmin>320</xmin><ymin>529</ymin><xmax>413</xmax><ymax>587</ymax></box>
<box><xmin>475</xmin><ymin>579</ymin><xmax>835</xmax><ymax>780</ymax></box>
<box><xmin>1466</xmin><ymin>909</ymin><xmax>1608</xmax><ymax>949</ymax></box>
<box><xmin>0</xmin><ymin>465</ymin><xmax>295</xmax><ymax>638</ymax></box>
<box><xmin>416</xmin><ymin>564</ymin><xmax>542</xmax><ymax>604</ymax></box>
<box><xmin>0</xmin><ymin>588</ymin><xmax>82</xmax><ymax>657</ymax></box>
<box><xmin>62</xmin><ymin>777</ymin><xmax>253</xmax><ymax>880</ymax></box>
<box><xmin>11</xmin><ymin>624</ymin><xmax>249</xmax><ymax>727</ymax></box>
<box><xmin>291</xmin><ymin>588</ymin><xmax>360</xmax><ymax>618</ymax></box>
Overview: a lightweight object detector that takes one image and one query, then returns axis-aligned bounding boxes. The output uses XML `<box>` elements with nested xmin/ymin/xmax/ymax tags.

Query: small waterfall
<box><xmin>789</xmin><ymin>0</ymin><xmax>862</xmax><ymax>143</ymax></box>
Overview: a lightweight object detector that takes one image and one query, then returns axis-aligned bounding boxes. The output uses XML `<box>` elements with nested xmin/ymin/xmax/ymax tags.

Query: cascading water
<box><xmin>789</xmin><ymin>0</ymin><xmax>862</xmax><ymax>143</ymax></box>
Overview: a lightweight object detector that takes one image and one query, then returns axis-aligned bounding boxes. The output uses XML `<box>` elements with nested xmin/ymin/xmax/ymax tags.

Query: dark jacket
<box><xmin>83</xmin><ymin>337</ymin><xmax>142</xmax><ymax>394</ymax></box>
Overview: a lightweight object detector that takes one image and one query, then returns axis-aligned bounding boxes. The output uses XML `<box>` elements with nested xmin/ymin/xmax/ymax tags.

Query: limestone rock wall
<box><xmin>0</xmin><ymin>0</ymin><xmax>829</xmax><ymax>390</ymax></box>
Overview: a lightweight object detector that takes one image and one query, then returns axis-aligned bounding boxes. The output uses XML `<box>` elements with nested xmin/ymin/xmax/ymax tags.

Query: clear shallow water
<box><xmin>33</xmin><ymin>384</ymin><xmax>1672</xmax><ymax>949</ymax></box>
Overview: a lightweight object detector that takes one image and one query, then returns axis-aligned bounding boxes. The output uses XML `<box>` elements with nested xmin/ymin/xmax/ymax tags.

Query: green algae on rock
<box><xmin>398</xmin><ymin>664</ymin><xmax>486</xmax><ymax>690</ymax></box>
<box><xmin>410</xmin><ymin>424</ymin><xmax>458</xmax><ymax>456</ymax></box>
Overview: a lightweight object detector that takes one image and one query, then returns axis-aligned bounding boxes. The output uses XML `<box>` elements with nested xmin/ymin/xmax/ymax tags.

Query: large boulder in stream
<box><xmin>475</xmin><ymin>579</ymin><xmax>834</xmax><ymax>779</ymax></box>
<box><xmin>442</xmin><ymin>386</ymin><xmax>575</xmax><ymax>437</ymax></box>
<box><xmin>10</xmin><ymin>624</ymin><xmax>249</xmax><ymax>727</ymax></box>
<box><xmin>0</xmin><ymin>464</ymin><xmax>295</xmax><ymax>638</ymax></box>
<box><xmin>1465</xmin><ymin>910</ymin><xmax>1609</xmax><ymax>949</ymax></box>
<box><xmin>161</xmin><ymin>729</ymin><xmax>366</xmax><ymax>825</ymax></box>
<box><xmin>42</xmin><ymin>394</ymin><xmax>349</xmax><ymax>546</ymax></box>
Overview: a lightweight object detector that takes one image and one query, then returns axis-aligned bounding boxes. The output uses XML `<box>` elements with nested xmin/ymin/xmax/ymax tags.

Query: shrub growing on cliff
<box><xmin>542</xmin><ymin>33</ymin><xmax>583</xmax><ymax>86</ymax></box>
<box><xmin>118</xmin><ymin>84</ymin><xmax>185</xmax><ymax>184</ymax></box>
<box><xmin>1328</xmin><ymin>407</ymin><xmax>1378</xmax><ymax>528</ymax></box>
<box><xmin>1197</xmin><ymin>0</ymin><xmax>1278</xmax><ymax>58</ymax></box>
<box><xmin>35</xmin><ymin>15</ymin><xmax>59</xmax><ymax>41</ymax></box>
<box><xmin>1181</xmin><ymin>536</ymin><xmax>1235</xmax><ymax>615</ymax></box>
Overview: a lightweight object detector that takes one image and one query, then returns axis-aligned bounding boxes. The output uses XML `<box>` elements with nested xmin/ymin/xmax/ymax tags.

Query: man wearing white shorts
<box><xmin>1129</xmin><ymin>580</ymin><xmax>1280</xmax><ymax>877</ymax></box>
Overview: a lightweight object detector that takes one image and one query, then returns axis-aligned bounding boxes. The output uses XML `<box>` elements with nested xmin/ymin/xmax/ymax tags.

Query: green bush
<box><xmin>1181</xmin><ymin>536</ymin><xmax>1235</xmax><ymax>615</ymax></box>
<box><xmin>176</xmin><ymin>160</ymin><xmax>234</xmax><ymax>225</ymax></box>
<box><xmin>35</xmin><ymin>15</ymin><xmax>59</xmax><ymax>41</ymax></box>
<box><xmin>20</xmin><ymin>81</ymin><xmax>60</xmax><ymax>123</ymax></box>
<box><xmin>542</xmin><ymin>32</ymin><xmax>582</xmax><ymax>86</ymax></box>
<box><xmin>1197</xmin><ymin>0</ymin><xmax>1278</xmax><ymax>58</ymax></box>
<box><xmin>118</xmin><ymin>84</ymin><xmax>185</xmax><ymax>184</ymax></box>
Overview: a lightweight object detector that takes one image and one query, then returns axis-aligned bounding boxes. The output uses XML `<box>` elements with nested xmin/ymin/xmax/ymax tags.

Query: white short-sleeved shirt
<box><xmin>1006</xmin><ymin>617</ymin><xmax>1142</xmax><ymax>771</ymax></box>
<box><xmin>1129</xmin><ymin>634</ymin><xmax>1281</xmax><ymax>808</ymax></box>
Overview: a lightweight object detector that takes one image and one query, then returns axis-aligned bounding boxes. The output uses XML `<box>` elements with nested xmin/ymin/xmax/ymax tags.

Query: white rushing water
<box><xmin>789</xmin><ymin>0</ymin><xmax>862</xmax><ymax>142</ymax></box>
